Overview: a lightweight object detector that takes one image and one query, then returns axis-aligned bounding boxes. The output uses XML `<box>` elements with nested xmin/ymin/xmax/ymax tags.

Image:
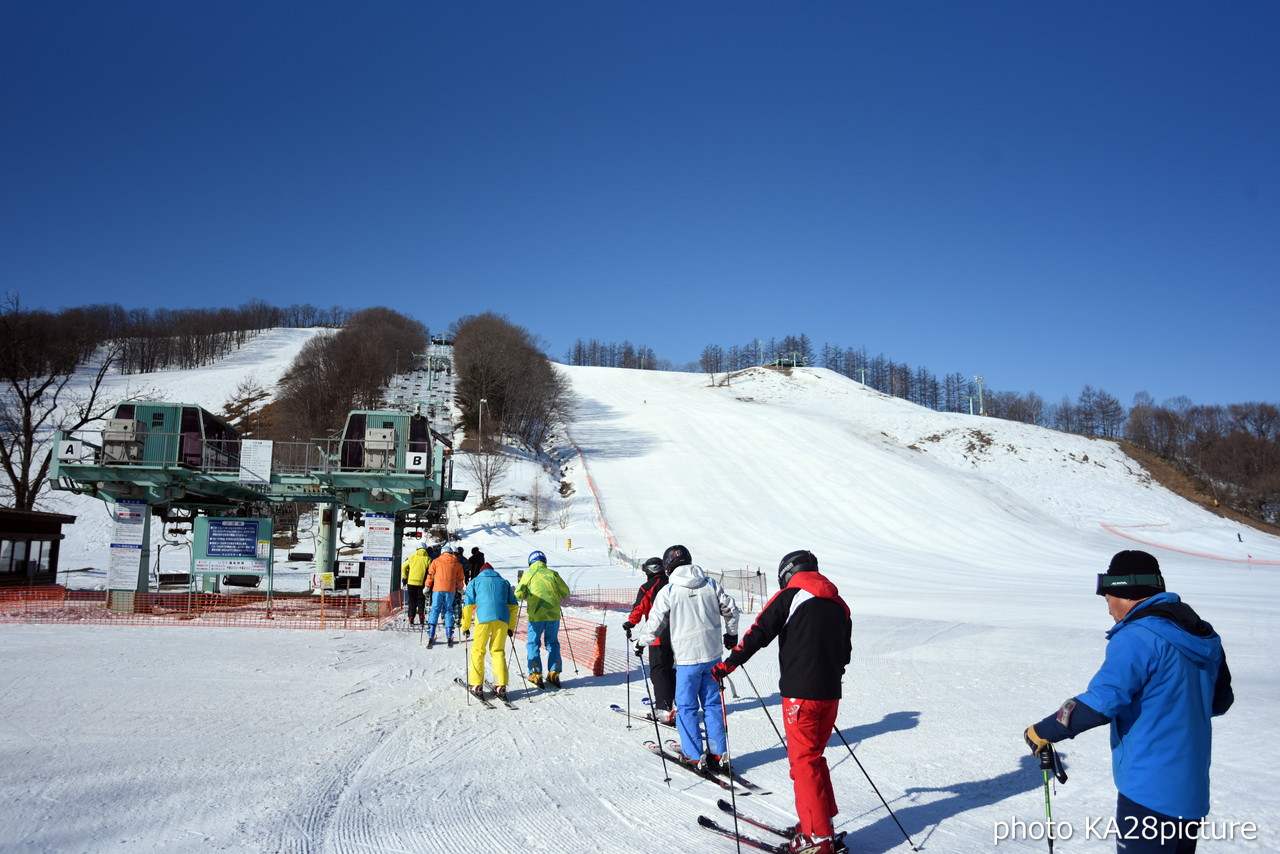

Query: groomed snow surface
<box><xmin>3</xmin><ymin>332</ymin><xmax>1276</xmax><ymax>853</ymax></box>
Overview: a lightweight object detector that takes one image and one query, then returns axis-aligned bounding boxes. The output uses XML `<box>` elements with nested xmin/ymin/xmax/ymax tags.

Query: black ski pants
<box><xmin>650</xmin><ymin>639</ymin><xmax>676</xmax><ymax>711</ymax></box>
<box><xmin>405</xmin><ymin>584</ymin><xmax>427</xmax><ymax>624</ymax></box>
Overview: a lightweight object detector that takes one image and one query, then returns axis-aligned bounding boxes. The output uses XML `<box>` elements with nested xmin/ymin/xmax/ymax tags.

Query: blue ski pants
<box><xmin>675</xmin><ymin>660</ymin><xmax>726</xmax><ymax>761</ymax></box>
<box><xmin>428</xmin><ymin>591</ymin><xmax>457</xmax><ymax>638</ymax></box>
<box><xmin>525</xmin><ymin>619</ymin><xmax>561</xmax><ymax>674</ymax></box>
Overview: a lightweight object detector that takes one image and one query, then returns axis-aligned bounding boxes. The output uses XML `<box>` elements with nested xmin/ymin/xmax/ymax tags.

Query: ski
<box><xmin>717</xmin><ymin>798</ymin><xmax>792</xmax><ymax>838</ymax></box>
<box><xmin>664</xmin><ymin>739</ymin><xmax>770</xmax><ymax>793</ymax></box>
<box><xmin>697</xmin><ymin>815</ymin><xmax>786</xmax><ymax>853</ymax></box>
<box><xmin>644</xmin><ymin>741</ymin><xmax>767</xmax><ymax>794</ymax></box>
<box><xmin>484</xmin><ymin>681</ymin><xmax>518</xmax><ymax>709</ymax></box>
<box><xmin>454</xmin><ymin>677</ymin><xmax>495</xmax><ymax>709</ymax></box>
<box><xmin>611</xmin><ymin>703</ymin><xmax>676</xmax><ymax>728</ymax></box>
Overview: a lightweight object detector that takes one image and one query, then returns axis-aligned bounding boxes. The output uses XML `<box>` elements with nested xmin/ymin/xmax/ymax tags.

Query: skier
<box><xmin>514</xmin><ymin>550</ymin><xmax>572</xmax><ymax>687</ymax></box>
<box><xmin>634</xmin><ymin>544</ymin><xmax>739</xmax><ymax>774</ymax></box>
<box><xmin>460</xmin><ymin>562</ymin><xmax>519</xmax><ymax>701</ymax></box>
<box><xmin>400</xmin><ymin>543</ymin><xmax>430</xmax><ymax>626</ymax></box>
<box><xmin>622</xmin><ymin>556</ymin><xmax>677</xmax><ymax>722</ymax></box>
<box><xmin>424</xmin><ymin>546</ymin><xmax>466</xmax><ymax>647</ymax></box>
<box><xmin>1023</xmin><ymin>550</ymin><xmax>1233</xmax><ymax>854</ymax></box>
<box><xmin>467</xmin><ymin>546</ymin><xmax>486</xmax><ymax>583</ymax></box>
<box><xmin>713</xmin><ymin>550</ymin><xmax>852</xmax><ymax>854</ymax></box>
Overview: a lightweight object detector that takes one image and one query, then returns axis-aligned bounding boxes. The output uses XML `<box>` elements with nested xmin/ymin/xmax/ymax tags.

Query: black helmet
<box><xmin>641</xmin><ymin>556</ymin><xmax>664</xmax><ymax>577</ymax></box>
<box><xmin>778</xmin><ymin>550</ymin><xmax>818</xmax><ymax>588</ymax></box>
<box><xmin>662</xmin><ymin>544</ymin><xmax>692</xmax><ymax>572</ymax></box>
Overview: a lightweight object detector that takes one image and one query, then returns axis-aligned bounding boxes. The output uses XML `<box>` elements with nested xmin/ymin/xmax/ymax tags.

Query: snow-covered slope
<box><xmin>2</xmin><ymin>355</ymin><xmax>1274</xmax><ymax>853</ymax></box>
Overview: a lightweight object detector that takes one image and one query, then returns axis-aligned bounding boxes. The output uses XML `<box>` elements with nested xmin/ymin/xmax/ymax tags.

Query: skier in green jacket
<box><xmin>515</xmin><ymin>550</ymin><xmax>571</xmax><ymax>687</ymax></box>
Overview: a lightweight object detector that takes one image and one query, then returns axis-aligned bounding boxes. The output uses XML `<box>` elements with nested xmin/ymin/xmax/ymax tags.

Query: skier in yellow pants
<box><xmin>460</xmin><ymin>563</ymin><xmax>519</xmax><ymax>702</ymax></box>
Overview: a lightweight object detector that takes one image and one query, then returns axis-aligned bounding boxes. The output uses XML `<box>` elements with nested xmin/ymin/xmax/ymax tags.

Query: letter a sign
<box><xmin>58</xmin><ymin>440</ymin><xmax>84</xmax><ymax>462</ymax></box>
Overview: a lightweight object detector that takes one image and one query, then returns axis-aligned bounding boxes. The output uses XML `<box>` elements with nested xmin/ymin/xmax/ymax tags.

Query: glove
<box><xmin>723</xmin><ymin>633</ymin><xmax>737</xmax><ymax>650</ymax></box>
<box><xmin>463</xmin><ymin>629</ymin><xmax>471</xmax><ymax>640</ymax></box>
<box><xmin>1024</xmin><ymin>724</ymin><xmax>1051</xmax><ymax>756</ymax></box>
<box><xmin>622</xmin><ymin>621</ymin><xmax>634</xmax><ymax>640</ymax></box>
<box><xmin>634</xmin><ymin>643</ymin><xmax>645</xmax><ymax>658</ymax></box>
<box><xmin>711</xmin><ymin>661</ymin><xmax>734</xmax><ymax>685</ymax></box>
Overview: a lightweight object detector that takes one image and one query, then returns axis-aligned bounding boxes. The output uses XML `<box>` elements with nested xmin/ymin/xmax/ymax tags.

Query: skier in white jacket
<box><xmin>634</xmin><ymin>544</ymin><xmax>740</xmax><ymax>774</ymax></box>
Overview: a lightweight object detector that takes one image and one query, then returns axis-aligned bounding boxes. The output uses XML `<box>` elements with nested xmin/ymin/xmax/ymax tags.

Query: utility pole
<box><xmin>974</xmin><ymin>376</ymin><xmax>986</xmax><ymax>416</ymax></box>
<box><xmin>478</xmin><ymin>398</ymin><xmax>487</xmax><ymax>453</ymax></box>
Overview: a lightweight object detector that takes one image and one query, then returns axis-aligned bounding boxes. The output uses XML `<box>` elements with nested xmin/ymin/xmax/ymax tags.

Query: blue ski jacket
<box><xmin>462</xmin><ymin>566</ymin><xmax>519</xmax><ymax>629</ymax></box>
<box><xmin>1072</xmin><ymin>592</ymin><xmax>1231</xmax><ymax>819</ymax></box>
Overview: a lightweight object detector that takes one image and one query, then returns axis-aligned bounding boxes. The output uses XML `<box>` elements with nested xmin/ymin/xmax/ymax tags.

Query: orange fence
<box><xmin>0</xmin><ymin>586</ymin><xmax>662</xmax><ymax>677</ymax></box>
<box><xmin>0</xmin><ymin>585</ymin><xmax>397</xmax><ymax>630</ymax></box>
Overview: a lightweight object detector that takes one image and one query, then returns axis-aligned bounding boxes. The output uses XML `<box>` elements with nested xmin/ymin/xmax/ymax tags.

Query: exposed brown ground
<box><xmin>1115</xmin><ymin>439</ymin><xmax>1280</xmax><ymax>536</ymax></box>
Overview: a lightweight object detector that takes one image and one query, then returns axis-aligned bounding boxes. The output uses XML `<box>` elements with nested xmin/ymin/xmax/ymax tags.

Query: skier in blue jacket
<box><xmin>1024</xmin><ymin>550</ymin><xmax>1233</xmax><ymax>853</ymax></box>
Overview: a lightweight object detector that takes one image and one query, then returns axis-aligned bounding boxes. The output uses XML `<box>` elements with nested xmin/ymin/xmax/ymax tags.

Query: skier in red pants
<box><xmin>713</xmin><ymin>550</ymin><xmax>852</xmax><ymax>854</ymax></box>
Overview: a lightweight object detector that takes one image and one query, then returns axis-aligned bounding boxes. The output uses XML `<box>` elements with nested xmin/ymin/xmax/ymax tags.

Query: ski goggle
<box><xmin>1095</xmin><ymin>572</ymin><xmax>1165</xmax><ymax>596</ymax></box>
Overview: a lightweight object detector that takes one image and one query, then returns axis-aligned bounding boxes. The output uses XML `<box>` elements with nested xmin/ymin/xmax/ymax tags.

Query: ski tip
<box><xmin>696</xmin><ymin>815</ymin><xmax>716</xmax><ymax>828</ymax></box>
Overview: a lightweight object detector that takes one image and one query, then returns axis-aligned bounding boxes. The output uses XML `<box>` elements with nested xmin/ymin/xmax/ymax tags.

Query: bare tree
<box><xmin>528</xmin><ymin>476</ymin><xmax>550</xmax><ymax>531</ymax></box>
<box><xmin>459</xmin><ymin>447</ymin><xmax>511</xmax><ymax>510</ymax></box>
<box><xmin>0</xmin><ymin>296</ymin><xmax>132</xmax><ymax>509</ymax></box>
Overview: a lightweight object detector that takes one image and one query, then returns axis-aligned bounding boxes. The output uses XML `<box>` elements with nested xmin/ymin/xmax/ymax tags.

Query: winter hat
<box><xmin>1096</xmin><ymin>550</ymin><xmax>1166</xmax><ymax>599</ymax></box>
<box><xmin>662</xmin><ymin>544</ymin><xmax>692</xmax><ymax>572</ymax></box>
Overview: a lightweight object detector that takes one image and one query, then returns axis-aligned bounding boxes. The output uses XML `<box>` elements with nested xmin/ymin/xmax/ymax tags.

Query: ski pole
<box><xmin>507</xmin><ymin>608</ymin><xmax>529</xmax><ymax>687</ymax></box>
<box><xmin>1038</xmin><ymin>744</ymin><xmax>1067</xmax><ymax>854</ymax></box>
<box><xmin>739</xmin><ymin>663</ymin><xmax>787</xmax><ymax>751</ymax></box>
<box><xmin>561</xmin><ymin>615</ymin><xmax>580</xmax><ymax>675</ymax></box>
<box><xmin>718</xmin><ymin>681</ymin><xmax>743</xmax><ymax>854</ymax></box>
<box><xmin>832</xmin><ymin>725</ymin><xmax>919</xmax><ymax>851</ymax></box>
<box><xmin>625</xmin><ymin>633</ymin><xmax>632</xmax><ymax>728</ymax></box>
<box><xmin>637</xmin><ymin>649</ymin><xmax>671</xmax><ymax>786</ymax></box>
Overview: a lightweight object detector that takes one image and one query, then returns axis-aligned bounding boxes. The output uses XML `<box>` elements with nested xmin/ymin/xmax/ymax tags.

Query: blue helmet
<box><xmin>528</xmin><ymin>550</ymin><xmax>546</xmax><ymax>565</ymax></box>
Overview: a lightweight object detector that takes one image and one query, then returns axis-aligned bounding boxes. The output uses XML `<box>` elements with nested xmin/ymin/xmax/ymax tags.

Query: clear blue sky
<box><xmin>3</xmin><ymin>2</ymin><xmax>1276</xmax><ymax>407</ymax></box>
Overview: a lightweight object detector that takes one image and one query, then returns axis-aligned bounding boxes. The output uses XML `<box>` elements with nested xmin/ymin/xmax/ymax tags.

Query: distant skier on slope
<box><xmin>515</xmin><ymin>550</ymin><xmax>571</xmax><ymax>687</ymax></box>
<box><xmin>622</xmin><ymin>556</ymin><xmax>677</xmax><ymax>722</ymax></box>
<box><xmin>1023</xmin><ymin>550</ymin><xmax>1233</xmax><ymax>854</ymax></box>
<box><xmin>460</xmin><ymin>563</ymin><xmax>519</xmax><ymax>702</ymax></box>
<box><xmin>634</xmin><ymin>544</ymin><xmax>739</xmax><ymax>775</ymax></box>
<box><xmin>713</xmin><ymin>550</ymin><xmax>852</xmax><ymax>854</ymax></box>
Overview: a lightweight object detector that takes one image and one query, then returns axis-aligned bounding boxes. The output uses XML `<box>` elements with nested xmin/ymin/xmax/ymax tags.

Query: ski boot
<box><xmin>699</xmin><ymin>752</ymin><xmax>725</xmax><ymax>776</ymax></box>
<box><xmin>529</xmin><ymin>672</ymin><xmax>543</xmax><ymax>688</ymax></box>
<box><xmin>547</xmin><ymin>670</ymin><xmax>561</xmax><ymax>688</ymax></box>
<box><xmin>787</xmin><ymin>834</ymin><xmax>838</xmax><ymax>854</ymax></box>
<box><xmin>426</xmin><ymin>635</ymin><xmax>436</xmax><ymax>649</ymax></box>
<box><xmin>494</xmin><ymin>685</ymin><xmax>508</xmax><ymax>701</ymax></box>
<box><xmin>469</xmin><ymin>684</ymin><xmax>484</xmax><ymax>700</ymax></box>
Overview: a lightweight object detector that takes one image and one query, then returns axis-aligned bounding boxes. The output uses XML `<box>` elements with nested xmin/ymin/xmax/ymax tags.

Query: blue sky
<box><xmin>3</xmin><ymin>2</ymin><xmax>1276</xmax><ymax>407</ymax></box>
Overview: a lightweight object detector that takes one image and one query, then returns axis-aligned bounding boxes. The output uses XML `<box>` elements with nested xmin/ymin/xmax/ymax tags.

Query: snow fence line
<box><xmin>1100</xmin><ymin>523</ymin><xmax>1280</xmax><ymax>566</ymax></box>
<box><xmin>0</xmin><ymin>586</ymin><xmax>619</xmax><ymax>676</ymax></box>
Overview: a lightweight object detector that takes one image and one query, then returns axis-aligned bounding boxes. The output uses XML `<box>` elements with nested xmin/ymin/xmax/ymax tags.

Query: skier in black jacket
<box><xmin>622</xmin><ymin>556</ymin><xmax>676</xmax><ymax>721</ymax></box>
<box><xmin>713</xmin><ymin>550</ymin><xmax>852</xmax><ymax>854</ymax></box>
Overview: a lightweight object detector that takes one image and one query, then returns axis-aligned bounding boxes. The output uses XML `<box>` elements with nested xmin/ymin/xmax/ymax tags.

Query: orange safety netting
<box><xmin>0</xmin><ymin>586</ymin><xmax>397</xmax><ymax>630</ymax></box>
<box><xmin>0</xmin><ymin>587</ymin><xmax>631</xmax><ymax>675</ymax></box>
